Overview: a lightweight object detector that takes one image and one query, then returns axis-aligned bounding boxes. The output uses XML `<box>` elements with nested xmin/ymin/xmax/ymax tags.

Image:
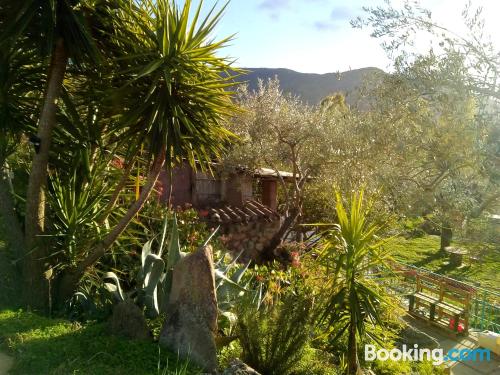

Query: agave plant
<box><xmin>104</xmin><ymin>214</ymin><xmax>180</xmax><ymax>317</ymax></box>
<box><xmin>104</xmin><ymin>214</ymin><xmax>250</xmax><ymax>318</ymax></box>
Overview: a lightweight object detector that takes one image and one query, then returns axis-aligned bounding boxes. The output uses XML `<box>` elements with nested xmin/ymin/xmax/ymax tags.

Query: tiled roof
<box><xmin>203</xmin><ymin>200</ymin><xmax>280</xmax><ymax>224</ymax></box>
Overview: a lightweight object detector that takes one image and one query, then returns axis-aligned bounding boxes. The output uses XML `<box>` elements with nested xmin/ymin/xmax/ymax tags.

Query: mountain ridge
<box><xmin>234</xmin><ymin>66</ymin><xmax>385</xmax><ymax>105</ymax></box>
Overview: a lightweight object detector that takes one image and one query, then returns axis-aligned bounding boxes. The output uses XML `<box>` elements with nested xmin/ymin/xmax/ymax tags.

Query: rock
<box><xmin>160</xmin><ymin>245</ymin><xmax>218</xmax><ymax>373</ymax></box>
<box><xmin>223</xmin><ymin>359</ymin><xmax>261</xmax><ymax>375</ymax></box>
<box><xmin>109</xmin><ymin>300</ymin><xmax>151</xmax><ymax>340</ymax></box>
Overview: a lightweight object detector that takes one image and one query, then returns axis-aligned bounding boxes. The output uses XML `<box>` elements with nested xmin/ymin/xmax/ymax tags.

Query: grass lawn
<box><xmin>0</xmin><ymin>309</ymin><xmax>200</xmax><ymax>375</ymax></box>
<box><xmin>0</xmin><ymin>215</ymin><xmax>199</xmax><ymax>375</ymax></box>
<box><xmin>387</xmin><ymin>235</ymin><xmax>500</xmax><ymax>291</ymax></box>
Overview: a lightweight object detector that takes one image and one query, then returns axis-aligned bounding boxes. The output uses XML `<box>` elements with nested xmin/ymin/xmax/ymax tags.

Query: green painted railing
<box><xmin>471</xmin><ymin>289</ymin><xmax>500</xmax><ymax>333</ymax></box>
<box><xmin>380</xmin><ymin>261</ymin><xmax>500</xmax><ymax>333</ymax></box>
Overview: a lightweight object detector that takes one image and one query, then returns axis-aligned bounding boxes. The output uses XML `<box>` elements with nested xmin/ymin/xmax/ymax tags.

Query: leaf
<box><xmin>141</xmin><ymin>239</ymin><xmax>153</xmax><ymax>268</ymax></box>
<box><xmin>219</xmin><ymin>310</ymin><xmax>238</xmax><ymax>336</ymax></box>
<box><xmin>215</xmin><ymin>269</ymin><xmax>247</xmax><ymax>291</ymax></box>
<box><xmin>103</xmin><ymin>271</ymin><xmax>125</xmax><ymax>302</ymax></box>
<box><xmin>230</xmin><ymin>261</ymin><xmax>251</xmax><ymax>284</ymax></box>
<box><xmin>157</xmin><ymin>214</ymin><xmax>169</xmax><ymax>258</ymax></box>
<box><xmin>166</xmin><ymin>213</ymin><xmax>182</xmax><ymax>270</ymax></box>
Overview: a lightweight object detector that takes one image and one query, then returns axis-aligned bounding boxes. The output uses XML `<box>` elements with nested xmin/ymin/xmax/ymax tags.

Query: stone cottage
<box><xmin>156</xmin><ymin>163</ymin><xmax>297</xmax><ymax>262</ymax></box>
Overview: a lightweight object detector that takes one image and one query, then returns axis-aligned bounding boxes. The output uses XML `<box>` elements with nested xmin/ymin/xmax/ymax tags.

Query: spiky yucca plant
<box><xmin>318</xmin><ymin>191</ymin><xmax>393</xmax><ymax>375</ymax></box>
<box><xmin>58</xmin><ymin>0</ymin><xmax>239</xmax><ymax>301</ymax></box>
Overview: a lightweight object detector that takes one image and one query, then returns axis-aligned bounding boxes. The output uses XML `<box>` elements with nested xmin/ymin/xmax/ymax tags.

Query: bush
<box><xmin>292</xmin><ymin>345</ymin><xmax>339</xmax><ymax>375</ymax></box>
<box><xmin>466</xmin><ymin>217</ymin><xmax>499</xmax><ymax>244</ymax></box>
<box><xmin>236</xmin><ymin>291</ymin><xmax>314</xmax><ymax>375</ymax></box>
<box><xmin>369</xmin><ymin>358</ymin><xmax>446</xmax><ymax>375</ymax></box>
<box><xmin>371</xmin><ymin>358</ymin><xmax>412</xmax><ymax>375</ymax></box>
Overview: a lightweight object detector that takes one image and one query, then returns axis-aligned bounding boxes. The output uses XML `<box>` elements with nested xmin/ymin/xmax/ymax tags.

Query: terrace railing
<box><xmin>379</xmin><ymin>261</ymin><xmax>500</xmax><ymax>334</ymax></box>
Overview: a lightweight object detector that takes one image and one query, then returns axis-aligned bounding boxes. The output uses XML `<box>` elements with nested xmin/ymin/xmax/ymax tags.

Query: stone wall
<box><xmin>219</xmin><ymin>219</ymin><xmax>281</xmax><ymax>263</ymax></box>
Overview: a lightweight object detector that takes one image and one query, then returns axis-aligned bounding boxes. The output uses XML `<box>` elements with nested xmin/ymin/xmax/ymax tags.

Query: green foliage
<box><xmin>412</xmin><ymin>360</ymin><xmax>446</xmax><ymax>375</ymax></box>
<box><xmin>1</xmin><ymin>0</ymin><xmax>101</xmax><ymax>65</ymax></box>
<box><xmin>0</xmin><ymin>309</ymin><xmax>200</xmax><ymax>375</ymax></box>
<box><xmin>102</xmin><ymin>211</ymin><xmax>250</xmax><ymax>321</ymax></box>
<box><xmin>316</xmin><ymin>191</ymin><xmax>394</xmax><ymax>374</ymax></box>
<box><xmin>292</xmin><ymin>345</ymin><xmax>339</xmax><ymax>375</ymax></box>
<box><xmin>466</xmin><ymin>216</ymin><xmax>500</xmax><ymax>244</ymax></box>
<box><xmin>0</xmin><ymin>41</ymin><xmax>41</xmax><ymax>164</ymax></box>
<box><xmin>318</xmin><ymin>191</ymin><xmax>392</xmax><ymax>337</ymax></box>
<box><xmin>369</xmin><ymin>356</ymin><xmax>446</xmax><ymax>375</ymax></box>
<box><xmin>109</xmin><ymin>0</ymin><xmax>238</xmax><ymax>168</ymax></box>
<box><xmin>48</xmin><ymin>167</ymin><xmax>112</xmax><ymax>268</ymax></box>
<box><xmin>400</xmin><ymin>216</ymin><xmax>426</xmax><ymax>239</ymax></box>
<box><xmin>236</xmin><ymin>290</ymin><xmax>315</xmax><ymax>375</ymax></box>
<box><xmin>388</xmin><ymin>235</ymin><xmax>500</xmax><ymax>290</ymax></box>
<box><xmin>353</xmin><ymin>0</ymin><xmax>500</xmax><ymax>235</ymax></box>
<box><xmin>217</xmin><ymin>340</ymin><xmax>243</xmax><ymax>369</ymax></box>
<box><xmin>371</xmin><ymin>358</ymin><xmax>412</xmax><ymax>375</ymax></box>
<box><xmin>302</xmin><ymin>180</ymin><xmax>337</xmax><ymax>224</ymax></box>
<box><xmin>103</xmin><ymin>214</ymin><xmax>189</xmax><ymax>317</ymax></box>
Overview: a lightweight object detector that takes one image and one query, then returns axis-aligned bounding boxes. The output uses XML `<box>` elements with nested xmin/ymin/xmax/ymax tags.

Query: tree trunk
<box><xmin>56</xmin><ymin>150</ymin><xmax>166</xmax><ymax>304</ymax></box>
<box><xmin>261</xmin><ymin>208</ymin><xmax>300</xmax><ymax>262</ymax></box>
<box><xmin>0</xmin><ymin>177</ymin><xmax>25</xmax><ymax>262</ymax></box>
<box><xmin>347</xmin><ymin>320</ymin><xmax>361</xmax><ymax>375</ymax></box>
<box><xmin>23</xmin><ymin>38</ymin><xmax>68</xmax><ymax>310</ymax></box>
<box><xmin>440</xmin><ymin>221</ymin><xmax>453</xmax><ymax>251</ymax></box>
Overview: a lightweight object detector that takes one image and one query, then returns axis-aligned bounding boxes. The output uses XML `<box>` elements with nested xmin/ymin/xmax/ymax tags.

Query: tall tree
<box><xmin>1</xmin><ymin>0</ymin><xmax>101</xmax><ymax>307</ymax></box>
<box><xmin>56</xmin><ymin>0</ymin><xmax>238</xmax><ymax>302</ymax></box>
<box><xmin>226</xmin><ymin>78</ymin><xmax>336</xmax><ymax>251</ymax></box>
<box><xmin>0</xmin><ymin>35</ymin><xmax>42</xmax><ymax>260</ymax></box>
<box><xmin>354</xmin><ymin>0</ymin><xmax>499</xmax><ymax>244</ymax></box>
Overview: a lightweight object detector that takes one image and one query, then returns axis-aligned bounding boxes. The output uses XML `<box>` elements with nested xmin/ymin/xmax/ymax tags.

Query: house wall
<box><xmin>222</xmin><ymin>174</ymin><xmax>253</xmax><ymax>207</ymax></box>
<box><xmin>158</xmin><ymin>164</ymin><xmax>279</xmax><ymax>211</ymax></box>
<box><xmin>261</xmin><ymin>180</ymin><xmax>278</xmax><ymax>211</ymax></box>
<box><xmin>193</xmin><ymin>171</ymin><xmax>221</xmax><ymax>207</ymax></box>
<box><xmin>159</xmin><ymin>162</ymin><xmax>193</xmax><ymax>207</ymax></box>
<box><xmin>218</xmin><ymin>219</ymin><xmax>281</xmax><ymax>264</ymax></box>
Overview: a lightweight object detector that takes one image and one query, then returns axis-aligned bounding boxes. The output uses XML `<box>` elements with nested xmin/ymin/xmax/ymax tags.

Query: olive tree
<box><xmin>354</xmin><ymin>1</ymin><xmax>499</xmax><ymax>245</ymax></box>
<box><xmin>226</xmin><ymin>78</ymin><xmax>339</xmax><ymax>248</ymax></box>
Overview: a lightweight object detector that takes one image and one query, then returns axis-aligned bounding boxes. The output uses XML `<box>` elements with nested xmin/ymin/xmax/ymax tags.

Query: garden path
<box><xmin>405</xmin><ymin>315</ymin><xmax>499</xmax><ymax>375</ymax></box>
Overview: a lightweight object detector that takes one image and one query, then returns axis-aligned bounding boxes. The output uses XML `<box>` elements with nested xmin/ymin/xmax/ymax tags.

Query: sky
<box><xmin>194</xmin><ymin>0</ymin><xmax>500</xmax><ymax>74</ymax></box>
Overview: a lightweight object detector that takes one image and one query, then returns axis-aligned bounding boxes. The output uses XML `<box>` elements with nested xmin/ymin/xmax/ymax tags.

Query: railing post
<box><xmin>473</xmin><ymin>297</ymin><xmax>479</xmax><ymax>329</ymax></box>
<box><xmin>480</xmin><ymin>291</ymin><xmax>487</xmax><ymax>331</ymax></box>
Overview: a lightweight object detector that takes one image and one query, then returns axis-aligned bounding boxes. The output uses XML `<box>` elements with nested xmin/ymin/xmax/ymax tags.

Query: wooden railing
<box><xmin>376</xmin><ymin>261</ymin><xmax>500</xmax><ymax>334</ymax></box>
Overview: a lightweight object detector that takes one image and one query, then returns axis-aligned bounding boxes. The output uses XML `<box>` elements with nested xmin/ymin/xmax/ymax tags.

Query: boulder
<box><xmin>160</xmin><ymin>245</ymin><xmax>218</xmax><ymax>373</ymax></box>
<box><xmin>109</xmin><ymin>300</ymin><xmax>151</xmax><ymax>340</ymax></box>
<box><xmin>223</xmin><ymin>359</ymin><xmax>261</xmax><ymax>375</ymax></box>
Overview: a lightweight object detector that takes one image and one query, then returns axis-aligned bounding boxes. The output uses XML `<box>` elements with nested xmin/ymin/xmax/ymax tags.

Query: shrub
<box><xmin>371</xmin><ymin>358</ymin><xmax>412</xmax><ymax>375</ymax></box>
<box><xmin>292</xmin><ymin>345</ymin><xmax>339</xmax><ymax>375</ymax></box>
<box><xmin>236</xmin><ymin>291</ymin><xmax>314</xmax><ymax>375</ymax></box>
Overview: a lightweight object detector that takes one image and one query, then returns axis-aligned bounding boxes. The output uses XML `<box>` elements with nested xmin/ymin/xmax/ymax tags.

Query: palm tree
<box><xmin>0</xmin><ymin>33</ymin><xmax>42</xmax><ymax>262</ymax></box>
<box><xmin>56</xmin><ymin>0</ymin><xmax>238</xmax><ymax>302</ymax></box>
<box><xmin>1</xmin><ymin>0</ymin><xmax>102</xmax><ymax>307</ymax></box>
<box><xmin>318</xmin><ymin>191</ymin><xmax>392</xmax><ymax>375</ymax></box>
